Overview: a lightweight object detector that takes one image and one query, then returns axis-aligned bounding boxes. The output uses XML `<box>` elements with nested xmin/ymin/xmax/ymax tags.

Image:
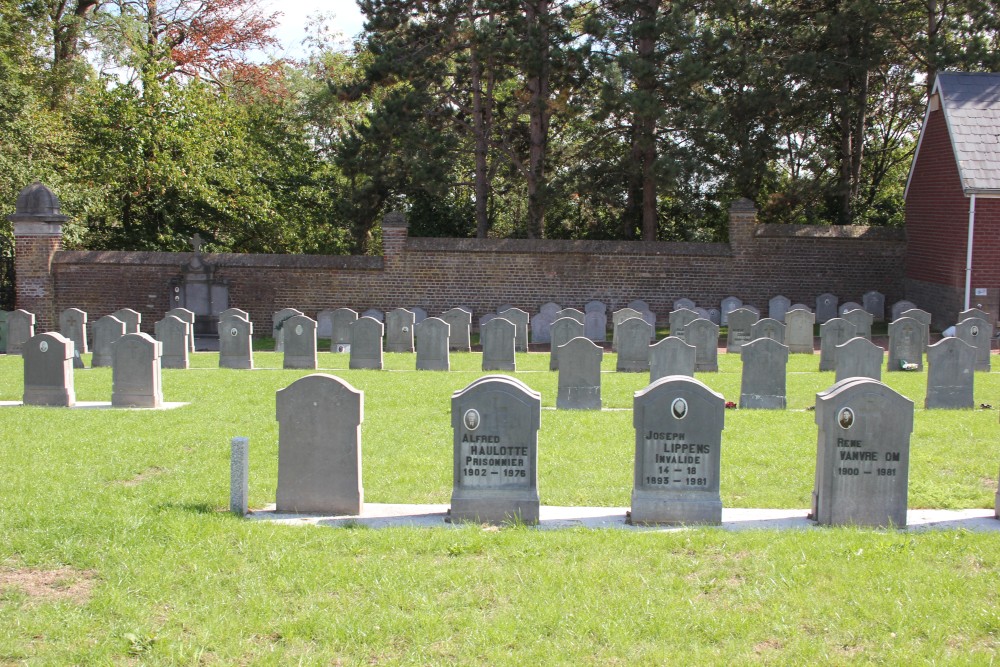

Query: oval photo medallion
<box><xmin>671</xmin><ymin>398</ymin><xmax>688</xmax><ymax>420</ymax></box>
<box><xmin>463</xmin><ymin>409</ymin><xmax>481</xmax><ymax>431</ymax></box>
<box><xmin>295</xmin><ymin>324</ymin><xmax>303</xmax><ymax>336</ymax></box>
<box><xmin>39</xmin><ymin>340</ymin><xmax>48</xmax><ymax>353</ymax></box>
<box><xmin>230</xmin><ymin>327</ymin><xmax>238</xmax><ymax>337</ymax></box>
<box><xmin>838</xmin><ymin>407</ymin><xmax>855</xmax><ymax>429</ymax></box>
<box><xmin>971</xmin><ymin>326</ymin><xmax>979</xmax><ymax>337</ymax></box>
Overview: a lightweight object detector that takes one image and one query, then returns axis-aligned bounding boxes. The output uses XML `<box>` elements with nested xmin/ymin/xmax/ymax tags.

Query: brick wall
<box><xmin>12</xmin><ymin>201</ymin><xmax>906</xmax><ymax>336</ymax></box>
<box><xmin>14</xmin><ymin>234</ymin><xmax>61</xmax><ymax>331</ymax></box>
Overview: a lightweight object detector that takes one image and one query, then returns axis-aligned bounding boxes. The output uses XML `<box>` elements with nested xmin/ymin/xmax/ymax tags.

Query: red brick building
<box><xmin>905</xmin><ymin>72</ymin><xmax>1000</xmax><ymax>329</ymax></box>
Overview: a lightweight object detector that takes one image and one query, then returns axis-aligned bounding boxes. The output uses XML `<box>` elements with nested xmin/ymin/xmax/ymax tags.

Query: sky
<box><xmin>258</xmin><ymin>0</ymin><xmax>366</xmax><ymax>60</ymax></box>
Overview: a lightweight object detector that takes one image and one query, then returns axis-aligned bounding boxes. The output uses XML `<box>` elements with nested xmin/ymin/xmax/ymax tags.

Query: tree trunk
<box><xmin>470</xmin><ymin>29</ymin><xmax>492</xmax><ymax>238</ymax></box>
<box><xmin>635</xmin><ymin>0</ymin><xmax>660</xmax><ymax>241</ymax></box>
<box><xmin>524</xmin><ymin>0</ymin><xmax>550</xmax><ymax>239</ymax></box>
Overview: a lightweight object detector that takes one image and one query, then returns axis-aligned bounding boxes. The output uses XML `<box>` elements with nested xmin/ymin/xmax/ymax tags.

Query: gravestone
<box><xmin>693</xmin><ymin>307</ymin><xmax>710</xmax><ymax>321</ymax></box>
<box><xmin>555</xmin><ymin>307</ymin><xmax>584</xmax><ymax>324</ymax></box>
<box><xmin>887</xmin><ymin>316</ymin><xmax>924</xmax><ymax>371</ymax></box>
<box><xmin>59</xmin><ymin>307</ymin><xmax>88</xmax><ymax>369</ymax></box>
<box><xmin>628</xmin><ymin>300</ymin><xmax>656</xmax><ymax>328</ymax></box>
<box><xmin>649</xmin><ymin>336</ymin><xmax>696</xmax><ymax>381</ymax></box>
<box><xmin>415</xmin><ymin>317</ymin><xmax>450</xmax><ymax>371</ymax></box>
<box><xmin>330</xmin><ymin>308</ymin><xmax>359</xmax><ymax>352</ymax></box>
<box><xmin>785</xmin><ymin>308</ymin><xmax>816</xmax><ymax>354</ymax></box>
<box><xmin>481</xmin><ymin>317</ymin><xmax>516</xmax><ymax>371</ymax></box>
<box><xmin>91</xmin><ymin>315</ymin><xmax>126</xmax><ymax>367</ymax></box>
<box><xmin>720</xmin><ymin>296</ymin><xmax>742</xmax><ymax>325</ymax></box>
<box><xmin>409</xmin><ymin>306</ymin><xmax>428</xmax><ymax>324</ymax></box>
<box><xmin>616</xmin><ymin>317</ymin><xmax>653</xmax><ymax>372</ymax></box>
<box><xmin>348</xmin><ymin>317</ymin><xmax>384</xmax><ymax>370</ymax></box>
<box><xmin>441</xmin><ymin>307</ymin><xmax>472</xmax><ymax>352</ymax></box>
<box><xmin>498</xmin><ymin>307</ymin><xmax>529</xmax><ymax>353</ymax></box>
<box><xmin>863</xmin><ymin>291</ymin><xmax>885</xmax><ymax>321</ymax></box>
<box><xmin>955</xmin><ymin>317</ymin><xmax>992</xmax><ymax>372</ymax></box>
<box><xmin>557</xmin><ymin>337</ymin><xmax>602</xmax><ymax>410</ymax></box>
<box><xmin>630</xmin><ymin>376</ymin><xmax>724</xmax><ymax>525</ymax></box>
<box><xmin>890</xmin><ymin>300</ymin><xmax>917</xmax><ymax>322</ymax></box>
<box><xmin>668</xmin><ymin>308</ymin><xmax>699</xmax><ymax>339</ymax></box>
<box><xmin>685</xmin><ymin>318</ymin><xmax>719</xmax><ymax>372</ymax></box>
<box><xmin>283</xmin><ymin>315</ymin><xmax>318</xmax><ymax>370</ymax></box>
<box><xmin>540</xmin><ymin>302</ymin><xmax>562</xmax><ymax>317</ymax></box>
<box><xmin>583</xmin><ymin>301</ymin><xmax>607</xmax><ymax>342</ymax></box>
<box><xmin>22</xmin><ymin>333</ymin><xmax>75</xmax><ymax>406</ymax></box>
<box><xmin>959</xmin><ymin>307</ymin><xmax>990</xmax><ymax>324</ymax></box>
<box><xmin>750</xmin><ymin>318</ymin><xmax>785</xmax><ymax>344</ymax></box>
<box><xmin>6</xmin><ymin>309</ymin><xmax>35</xmax><ymax>355</ymax></box>
<box><xmin>673</xmin><ymin>298</ymin><xmax>696</xmax><ymax>311</ymax></box>
<box><xmin>166</xmin><ymin>307</ymin><xmax>196</xmax><ymax>353</ymax></box>
<box><xmin>549</xmin><ymin>316</ymin><xmax>585</xmax><ymax>371</ymax></box>
<box><xmin>925</xmin><ymin>337</ymin><xmax>975</xmax><ymax>409</ymax></box>
<box><xmin>276</xmin><ymin>374</ymin><xmax>364</xmax><ymax>515</ymax></box>
<box><xmin>812</xmin><ymin>378</ymin><xmax>912</xmax><ymax>528</ymax></box>
<box><xmin>230</xmin><ymin>437</ymin><xmax>249</xmax><ymax>516</ymax></box>
<box><xmin>385</xmin><ymin>308</ymin><xmax>416</xmax><ymax>353</ymax></box>
<box><xmin>835</xmin><ymin>337</ymin><xmax>883</xmax><ymax>383</ymax></box>
<box><xmin>612</xmin><ymin>308</ymin><xmax>645</xmax><ymax>353</ymax></box>
<box><xmin>900</xmin><ymin>308</ymin><xmax>932</xmax><ymax>352</ymax></box>
<box><xmin>111</xmin><ymin>332</ymin><xmax>163</xmax><ymax>408</ymax></box>
<box><xmin>478</xmin><ymin>313</ymin><xmax>496</xmax><ymax>331</ymax></box>
<box><xmin>272</xmin><ymin>308</ymin><xmax>304</xmax><ymax>353</ymax></box>
<box><xmin>112</xmin><ymin>308</ymin><xmax>141</xmax><ymax>334</ymax></box>
<box><xmin>155</xmin><ymin>315</ymin><xmax>190</xmax><ymax>369</ymax></box>
<box><xmin>0</xmin><ymin>310</ymin><xmax>7</xmax><ymax>353</ymax></box>
<box><xmin>769</xmin><ymin>295</ymin><xmax>791</xmax><ymax>322</ymax></box>
<box><xmin>839</xmin><ymin>302</ymin><xmax>862</xmax><ymax>316</ymax></box>
<box><xmin>706</xmin><ymin>308</ymin><xmax>721</xmax><ymax>325</ymax></box>
<box><xmin>316</xmin><ymin>309</ymin><xmax>335</xmax><ymax>339</ymax></box>
<box><xmin>450</xmin><ymin>375</ymin><xmax>541</xmax><ymax>524</ymax></box>
<box><xmin>790</xmin><ymin>303</ymin><xmax>812</xmax><ymax>313</ymax></box>
<box><xmin>219</xmin><ymin>307</ymin><xmax>249</xmax><ymax>322</ymax></box>
<box><xmin>530</xmin><ymin>310</ymin><xmax>556</xmax><ymax>345</ymax></box>
<box><xmin>842</xmin><ymin>308</ymin><xmax>873</xmax><ymax>340</ymax></box>
<box><xmin>739</xmin><ymin>337</ymin><xmax>788</xmax><ymax>409</ymax></box>
<box><xmin>218</xmin><ymin>314</ymin><xmax>253</xmax><ymax>369</ymax></box>
<box><xmin>726</xmin><ymin>308</ymin><xmax>759</xmax><ymax>353</ymax></box>
<box><xmin>816</xmin><ymin>294</ymin><xmax>838</xmax><ymax>324</ymax></box>
<box><xmin>361</xmin><ymin>308</ymin><xmax>384</xmax><ymax>322</ymax></box>
<box><xmin>819</xmin><ymin>318</ymin><xmax>858</xmax><ymax>371</ymax></box>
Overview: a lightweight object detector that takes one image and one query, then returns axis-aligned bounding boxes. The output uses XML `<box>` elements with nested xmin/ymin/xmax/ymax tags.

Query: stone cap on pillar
<box><xmin>729</xmin><ymin>198</ymin><xmax>757</xmax><ymax>213</ymax></box>
<box><xmin>382</xmin><ymin>211</ymin><xmax>408</xmax><ymax>228</ymax></box>
<box><xmin>8</xmin><ymin>182</ymin><xmax>70</xmax><ymax>235</ymax></box>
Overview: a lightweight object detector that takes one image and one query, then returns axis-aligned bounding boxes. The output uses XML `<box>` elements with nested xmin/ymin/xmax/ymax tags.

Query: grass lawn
<box><xmin>1</xmin><ymin>348</ymin><xmax>999</xmax><ymax>664</ymax></box>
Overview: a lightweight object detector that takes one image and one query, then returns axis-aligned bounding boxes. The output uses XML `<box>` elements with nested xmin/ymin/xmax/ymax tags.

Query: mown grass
<box><xmin>1</xmin><ymin>348</ymin><xmax>999</xmax><ymax>664</ymax></box>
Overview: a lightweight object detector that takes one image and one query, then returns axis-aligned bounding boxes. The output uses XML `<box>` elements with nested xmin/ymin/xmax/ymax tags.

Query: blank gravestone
<box><xmin>955</xmin><ymin>317</ymin><xmax>992</xmax><ymax>372</ymax></box>
<box><xmin>900</xmin><ymin>308</ymin><xmax>932</xmax><ymax>352</ymax></box>
<box><xmin>925</xmin><ymin>337</ymin><xmax>975</xmax><ymax>409</ymax></box>
<box><xmin>959</xmin><ymin>307</ymin><xmax>990</xmax><ymax>324</ymax></box>
<box><xmin>155</xmin><ymin>315</ymin><xmax>190</xmax><ymax>369</ymax></box>
<box><xmin>530</xmin><ymin>302</ymin><xmax>561</xmax><ymax>344</ymax></box>
<box><xmin>415</xmin><ymin>317</ymin><xmax>450</xmax><ymax>371</ymax></box>
<box><xmin>685</xmin><ymin>318</ymin><xmax>719</xmax><ymax>372</ymax></box>
<box><xmin>769</xmin><ymin>295</ymin><xmax>791</xmax><ymax>323</ymax></box>
<box><xmin>816</xmin><ymin>294</ymin><xmax>838</xmax><ymax>324</ymax></box>
<box><xmin>812</xmin><ymin>378</ymin><xmax>912</xmax><ymax>528</ymax></box>
<box><xmin>650</xmin><ymin>336</ymin><xmax>696</xmax><ymax>382</ymax></box>
<box><xmin>6</xmin><ymin>309</ymin><xmax>35</xmax><ymax>355</ymax></box>
<box><xmin>669</xmin><ymin>308</ymin><xmax>699</xmax><ymax>340</ymax></box>
<box><xmin>616</xmin><ymin>317</ymin><xmax>653</xmax><ymax>372</ymax></box>
<box><xmin>612</xmin><ymin>308</ymin><xmax>644</xmax><ymax>352</ymax></box>
<box><xmin>112</xmin><ymin>332</ymin><xmax>163</xmax><ymax>408</ymax></box>
<box><xmin>59</xmin><ymin>308</ymin><xmax>88</xmax><ymax>369</ymax></box>
<box><xmin>750</xmin><ymin>318</ymin><xmax>785</xmax><ymax>344</ymax></box>
<box><xmin>785</xmin><ymin>308</ymin><xmax>815</xmax><ymax>354</ymax></box>
<box><xmin>272</xmin><ymin>308</ymin><xmax>304</xmax><ymax>353</ymax></box>
<box><xmin>330</xmin><ymin>308</ymin><xmax>358</xmax><ymax>352</ymax></box>
<box><xmin>361</xmin><ymin>308</ymin><xmax>384</xmax><ymax>322</ymax></box>
<box><xmin>22</xmin><ymin>333</ymin><xmax>75</xmax><ymax>407</ymax></box>
<box><xmin>631</xmin><ymin>376</ymin><xmax>724</xmax><ymax>525</ymax></box>
<box><xmin>835</xmin><ymin>337</ymin><xmax>883</xmax><ymax>383</ymax></box>
<box><xmin>891</xmin><ymin>300</ymin><xmax>917</xmax><ymax>322</ymax></box>
<box><xmin>478</xmin><ymin>313</ymin><xmax>496</xmax><ymax>331</ymax></box>
<box><xmin>673</xmin><ymin>298</ymin><xmax>696</xmax><ymax>311</ymax></box>
<box><xmin>283</xmin><ymin>315</ymin><xmax>318</xmax><ymax>370</ymax></box>
<box><xmin>498</xmin><ymin>307</ymin><xmax>529</xmax><ymax>353</ymax></box>
<box><xmin>842</xmin><ymin>308</ymin><xmax>873</xmax><ymax>340</ymax></box>
<box><xmin>441</xmin><ymin>307</ymin><xmax>472</xmax><ymax>352</ymax></box>
<box><xmin>0</xmin><ymin>311</ymin><xmax>7</xmax><ymax>353</ymax></box>
<box><xmin>450</xmin><ymin>375</ymin><xmax>541</xmax><ymax>525</ymax></box>
<box><xmin>555</xmin><ymin>308</ymin><xmax>584</xmax><ymax>324</ymax></box>
<box><xmin>276</xmin><ymin>374</ymin><xmax>364</xmax><ymax>515</ymax></box>
<box><xmin>557</xmin><ymin>337</ymin><xmax>602</xmax><ymax>410</ymax></box>
<box><xmin>220</xmin><ymin>307</ymin><xmax>249</xmax><ymax>321</ymax></box>
<box><xmin>888</xmin><ymin>316</ymin><xmax>923</xmax><ymax>371</ymax></box>
<box><xmin>316</xmin><ymin>309</ymin><xmax>335</xmax><ymax>340</ymax></box>
<box><xmin>385</xmin><ymin>308</ymin><xmax>415</xmax><ymax>353</ymax></box>
<box><xmin>720</xmin><ymin>296</ymin><xmax>742</xmax><ymax>326</ymax></box>
<box><xmin>863</xmin><ymin>291</ymin><xmax>885</xmax><ymax>321</ymax></box>
<box><xmin>549</xmin><ymin>317</ymin><xmax>585</xmax><ymax>371</ymax></box>
<box><xmin>481</xmin><ymin>318</ymin><xmax>516</xmax><ymax>371</ymax></box>
<box><xmin>819</xmin><ymin>318</ymin><xmax>857</xmax><ymax>372</ymax></box>
<box><xmin>409</xmin><ymin>307</ymin><xmax>428</xmax><ymax>324</ymax></box>
<box><xmin>348</xmin><ymin>317</ymin><xmax>384</xmax><ymax>370</ymax></box>
<box><xmin>726</xmin><ymin>308</ymin><xmax>759</xmax><ymax>353</ymax></box>
<box><xmin>218</xmin><ymin>313</ymin><xmax>253</xmax><ymax>370</ymax></box>
<box><xmin>112</xmin><ymin>308</ymin><xmax>141</xmax><ymax>334</ymax></box>
<box><xmin>166</xmin><ymin>307</ymin><xmax>196</xmax><ymax>353</ymax></box>
<box><xmin>584</xmin><ymin>301</ymin><xmax>607</xmax><ymax>342</ymax></box>
<box><xmin>739</xmin><ymin>337</ymin><xmax>788</xmax><ymax>409</ymax></box>
<box><xmin>628</xmin><ymin>300</ymin><xmax>656</xmax><ymax>328</ymax></box>
<box><xmin>91</xmin><ymin>315</ymin><xmax>125</xmax><ymax>367</ymax></box>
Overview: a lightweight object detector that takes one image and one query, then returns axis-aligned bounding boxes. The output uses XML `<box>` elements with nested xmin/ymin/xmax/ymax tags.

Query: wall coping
<box><xmin>404</xmin><ymin>237</ymin><xmax>733</xmax><ymax>256</ymax></box>
<box><xmin>53</xmin><ymin>250</ymin><xmax>384</xmax><ymax>270</ymax></box>
<box><xmin>754</xmin><ymin>224</ymin><xmax>906</xmax><ymax>240</ymax></box>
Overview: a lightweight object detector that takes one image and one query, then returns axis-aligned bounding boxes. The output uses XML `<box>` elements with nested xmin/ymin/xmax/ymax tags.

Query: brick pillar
<box><xmin>381</xmin><ymin>211</ymin><xmax>409</xmax><ymax>272</ymax></box>
<box><xmin>728</xmin><ymin>198</ymin><xmax>757</xmax><ymax>252</ymax></box>
<box><xmin>9</xmin><ymin>183</ymin><xmax>69</xmax><ymax>331</ymax></box>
